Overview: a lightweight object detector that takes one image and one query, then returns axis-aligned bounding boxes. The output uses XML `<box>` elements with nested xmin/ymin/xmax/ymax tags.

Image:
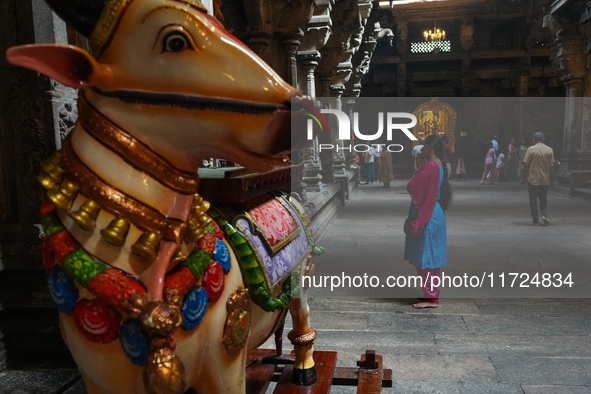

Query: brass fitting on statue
<box><xmin>123</xmin><ymin>292</ymin><xmax>150</xmax><ymax>319</ymax></box>
<box><xmin>131</xmin><ymin>231</ymin><xmax>162</xmax><ymax>261</ymax></box>
<box><xmin>170</xmin><ymin>247</ymin><xmax>188</xmax><ymax>265</ymax></box>
<box><xmin>140</xmin><ymin>301</ymin><xmax>182</xmax><ymax>336</ymax></box>
<box><xmin>164</xmin><ymin>287</ymin><xmax>182</xmax><ymax>308</ymax></box>
<box><xmin>47</xmin><ymin>180</ymin><xmax>78</xmax><ymax>209</ymax></box>
<box><xmin>143</xmin><ymin>347</ymin><xmax>186</xmax><ymax>394</ymax></box>
<box><xmin>101</xmin><ymin>217</ymin><xmax>130</xmax><ymax>247</ymax></box>
<box><xmin>287</xmin><ymin>328</ymin><xmax>317</xmax><ymax>347</ymax></box>
<box><xmin>69</xmin><ymin>199</ymin><xmax>101</xmax><ymax>231</ymax></box>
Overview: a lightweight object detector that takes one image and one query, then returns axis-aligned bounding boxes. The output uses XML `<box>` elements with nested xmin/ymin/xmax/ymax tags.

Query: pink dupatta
<box><xmin>407</xmin><ymin>161</ymin><xmax>441</xmax><ymax>240</ymax></box>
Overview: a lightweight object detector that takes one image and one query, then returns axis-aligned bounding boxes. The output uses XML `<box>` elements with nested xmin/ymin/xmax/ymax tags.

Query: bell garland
<box><xmin>40</xmin><ymin>198</ymin><xmax>232</xmax><ymax>369</ymax></box>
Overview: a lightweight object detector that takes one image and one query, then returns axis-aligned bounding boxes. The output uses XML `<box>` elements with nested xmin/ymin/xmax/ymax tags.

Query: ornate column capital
<box><xmin>299</xmin><ymin>0</ymin><xmax>333</xmax><ymax>53</ymax></box>
<box><xmin>244</xmin><ymin>32</ymin><xmax>272</xmax><ymax>59</ymax></box>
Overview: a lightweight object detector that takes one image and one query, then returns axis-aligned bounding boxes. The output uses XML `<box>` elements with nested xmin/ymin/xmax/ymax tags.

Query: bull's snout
<box><xmin>262</xmin><ymin>94</ymin><xmax>322</xmax><ymax>157</ymax></box>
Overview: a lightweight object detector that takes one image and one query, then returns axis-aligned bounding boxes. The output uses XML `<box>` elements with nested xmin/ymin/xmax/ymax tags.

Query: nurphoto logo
<box><xmin>305</xmin><ymin>108</ymin><xmax>418</xmax><ymax>153</ymax></box>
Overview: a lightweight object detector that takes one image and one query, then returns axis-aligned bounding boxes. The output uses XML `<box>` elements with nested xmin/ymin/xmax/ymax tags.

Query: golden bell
<box><xmin>38</xmin><ymin>173</ymin><xmax>59</xmax><ymax>190</ymax></box>
<box><xmin>41</xmin><ymin>161</ymin><xmax>63</xmax><ymax>180</ymax></box>
<box><xmin>100</xmin><ymin>217</ymin><xmax>130</xmax><ymax>247</ymax></box>
<box><xmin>132</xmin><ymin>232</ymin><xmax>162</xmax><ymax>261</ymax></box>
<box><xmin>198</xmin><ymin>214</ymin><xmax>212</xmax><ymax>227</ymax></box>
<box><xmin>69</xmin><ymin>199</ymin><xmax>101</xmax><ymax>231</ymax></box>
<box><xmin>41</xmin><ymin>151</ymin><xmax>63</xmax><ymax>173</ymax></box>
<box><xmin>47</xmin><ymin>181</ymin><xmax>78</xmax><ymax>209</ymax></box>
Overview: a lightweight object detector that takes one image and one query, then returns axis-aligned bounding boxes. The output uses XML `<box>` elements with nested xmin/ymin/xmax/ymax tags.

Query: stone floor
<box><xmin>1</xmin><ymin>179</ymin><xmax>591</xmax><ymax>393</ymax></box>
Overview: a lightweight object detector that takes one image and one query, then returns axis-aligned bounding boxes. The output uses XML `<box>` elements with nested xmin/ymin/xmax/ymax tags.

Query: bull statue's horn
<box><xmin>45</xmin><ymin>0</ymin><xmax>209</xmax><ymax>55</ymax></box>
<box><xmin>45</xmin><ymin>0</ymin><xmax>110</xmax><ymax>38</ymax></box>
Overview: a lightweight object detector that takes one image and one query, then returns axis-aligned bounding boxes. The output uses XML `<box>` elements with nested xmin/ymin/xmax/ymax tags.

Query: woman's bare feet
<box><xmin>412</xmin><ymin>301</ymin><xmax>438</xmax><ymax>309</ymax></box>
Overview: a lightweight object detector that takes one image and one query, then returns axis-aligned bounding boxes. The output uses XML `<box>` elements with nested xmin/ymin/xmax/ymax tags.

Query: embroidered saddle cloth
<box><xmin>214</xmin><ymin>194</ymin><xmax>312</xmax><ymax>290</ymax></box>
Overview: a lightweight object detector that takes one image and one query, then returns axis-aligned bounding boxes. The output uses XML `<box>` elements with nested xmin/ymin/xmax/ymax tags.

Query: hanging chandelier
<box><xmin>423</xmin><ymin>22</ymin><xmax>445</xmax><ymax>42</ymax></box>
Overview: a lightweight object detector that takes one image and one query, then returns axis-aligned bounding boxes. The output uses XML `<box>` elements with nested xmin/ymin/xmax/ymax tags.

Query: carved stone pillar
<box><xmin>281</xmin><ymin>33</ymin><xmax>302</xmax><ymax>88</ymax></box>
<box><xmin>0</xmin><ymin>0</ymin><xmax>76</xmax><ymax>370</ymax></box>
<box><xmin>460</xmin><ymin>19</ymin><xmax>474</xmax><ymax>52</ymax></box>
<box><xmin>396</xmin><ymin>20</ymin><xmax>408</xmax><ymax>56</ymax></box>
<box><xmin>325</xmin><ymin>84</ymin><xmax>347</xmax><ymax>182</ymax></box>
<box><xmin>545</xmin><ymin>16</ymin><xmax>586</xmax><ymax>151</ymax></box>
<box><xmin>397</xmin><ymin>63</ymin><xmax>407</xmax><ymax>97</ymax></box>
<box><xmin>299</xmin><ymin>52</ymin><xmax>320</xmax><ymax>97</ymax></box>
<box><xmin>298</xmin><ymin>53</ymin><xmax>322</xmax><ymax>194</ymax></box>
<box><xmin>460</xmin><ymin>58</ymin><xmax>471</xmax><ymax>96</ymax></box>
<box><xmin>544</xmin><ymin>12</ymin><xmax>591</xmax><ymax>186</ymax></box>
<box><xmin>296</xmin><ymin>2</ymin><xmax>332</xmax><ymax>196</ymax></box>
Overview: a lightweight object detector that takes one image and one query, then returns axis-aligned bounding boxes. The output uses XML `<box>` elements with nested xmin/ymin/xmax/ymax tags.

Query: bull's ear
<box><xmin>6</xmin><ymin>44</ymin><xmax>103</xmax><ymax>88</ymax></box>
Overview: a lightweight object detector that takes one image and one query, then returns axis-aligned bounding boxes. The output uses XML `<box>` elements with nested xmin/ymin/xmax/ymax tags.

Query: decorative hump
<box><xmin>45</xmin><ymin>0</ymin><xmax>110</xmax><ymax>37</ymax></box>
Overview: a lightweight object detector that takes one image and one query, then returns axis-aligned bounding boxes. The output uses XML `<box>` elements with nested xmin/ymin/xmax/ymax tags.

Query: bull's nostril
<box><xmin>288</xmin><ymin>95</ymin><xmax>321</xmax><ymax>113</ymax></box>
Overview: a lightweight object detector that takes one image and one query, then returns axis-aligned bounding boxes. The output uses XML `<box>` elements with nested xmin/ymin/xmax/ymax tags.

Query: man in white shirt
<box><xmin>412</xmin><ymin>138</ymin><xmax>425</xmax><ymax>172</ymax></box>
<box><xmin>362</xmin><ymin>145</ymin><xmax>377</xmax><ymax>184</ymax></box>
<box><xmin>491</xmin><ymin>135</ymin><xmax>499</xmax><ymax>159</ymax></box>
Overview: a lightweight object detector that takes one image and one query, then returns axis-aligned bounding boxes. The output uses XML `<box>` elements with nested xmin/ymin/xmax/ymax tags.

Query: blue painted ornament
<box><xmin>214</xmin><ymin>238</ymin><xmax>231</xmax><ymax>273</ymax></box>
<box><xmin>181</xmin><ymin>286</ymin><xmax>208</xmax><ymax>330</ymax></box>
<box><xmin>47</xmin><ymin>265</ymin><xmax>79</xmax><ymax>314</ymax></box>
<box><xmin>119</xmin><ymin>319</ymin><xmax>150</xmax><ymax>366</ymax></box>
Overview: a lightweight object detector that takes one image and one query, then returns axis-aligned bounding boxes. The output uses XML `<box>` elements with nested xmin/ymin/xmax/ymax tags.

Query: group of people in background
<box><xmin>359</xmin><ymin>144</ymin><xmax>394</xmax><ymax>187</ymax></box>
<box><xmin>480</xmin><ymin>136</ymin><xmax>531</xmax><ymax>184</ymax></box>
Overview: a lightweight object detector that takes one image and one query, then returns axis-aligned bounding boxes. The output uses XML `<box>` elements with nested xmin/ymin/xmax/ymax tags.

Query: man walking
<box><xmin>520</xmin><ymin>132</ymin><xmax>556</xmax><ymax>226</ymax></box>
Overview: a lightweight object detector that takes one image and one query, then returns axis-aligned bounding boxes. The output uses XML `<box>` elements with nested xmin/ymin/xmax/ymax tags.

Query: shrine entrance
<box><xmin>412</xmin><ymin>98</ymin><xmax>457</xmax><ymax>151</ymax></box>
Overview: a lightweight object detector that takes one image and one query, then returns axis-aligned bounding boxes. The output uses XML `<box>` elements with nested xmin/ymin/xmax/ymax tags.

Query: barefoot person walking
<box><xmin>520</xmin><ymin>132</ymin><xmax>556</xmax><ymax>226</ymax></box>
<box><xmin>404</xmin><ymin>135</ymin><xmax>452</xmax><ymax>309</ymax></box>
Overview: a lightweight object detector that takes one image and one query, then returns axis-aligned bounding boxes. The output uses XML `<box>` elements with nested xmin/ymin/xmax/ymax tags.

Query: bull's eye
<box><xmin>163</xmin><ymin>32</ymin><xmax>192</xmax><ymax>52</ymax></box>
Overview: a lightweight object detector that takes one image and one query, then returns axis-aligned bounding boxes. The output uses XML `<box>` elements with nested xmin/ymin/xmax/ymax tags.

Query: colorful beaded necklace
<box><xmin>41</xmin><ymin>197</ymin><xmax>232</xmax><ymax>367</ymax></box>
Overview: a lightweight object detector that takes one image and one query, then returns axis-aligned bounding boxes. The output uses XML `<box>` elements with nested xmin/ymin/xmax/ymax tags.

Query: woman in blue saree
<box><xmin>404</xmin><ymin>135</ymin><xmax>452</xmax><ymax>309</ymax></box>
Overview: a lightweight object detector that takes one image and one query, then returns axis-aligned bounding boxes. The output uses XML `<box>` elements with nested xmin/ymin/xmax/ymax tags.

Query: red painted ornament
<box><xmin>72</xmin><ymin>298</ymin><xmax>121</xmax><ymax>343</ymax></box>
<box><xmin>212</xmin><ymin>220</ymin><xmax>223</xmax><ymax>239</ymax></box>
<box><xmin>198</xmin><ymin>233</ymin><xmax>216</xmax><ymax>257</ymax></box>
<box><xmin>48</xmin><ymin>230</ymin><xmax>80</xmax><ymax>261</ymax></box>
<box><xmin>42</xmin><ymin>239</ymin><xmax>56</xmax><ymax>273</ymax></box>
<box><xmin>241</xmin><ymin>313</ymin><xmax>249</xmax><ymax>329</ymax></box>
<box><xmin>202</xmin><ymin>262</ymin><xmax>224</xmax><ymax>302</ymax></box>
<box><xmin>88</xmin><ymin>269</ymin><xmax>147</xmax><ymax>307</ymax></box>
<box><xmin>164</xmin><ymin>266</ymin><xmax>197</xmax><ymax>295</ymax></box>
<box><xmin>40</xmin><ymin>199</ymin><xmax>55</xmax><ymax>215</ymax></box>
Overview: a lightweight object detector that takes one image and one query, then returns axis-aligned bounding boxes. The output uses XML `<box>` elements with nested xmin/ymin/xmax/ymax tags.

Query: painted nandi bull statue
<box><xmin>7</xmin><ymin>0</ymin><xmax>321</xmax><ymax>392</ymax></box>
